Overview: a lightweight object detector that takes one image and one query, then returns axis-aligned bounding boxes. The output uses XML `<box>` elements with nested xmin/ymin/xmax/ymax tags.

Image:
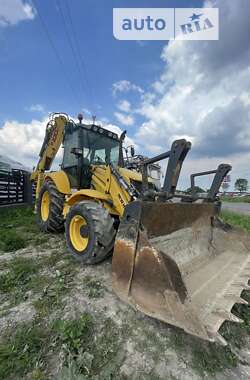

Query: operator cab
<box><xmin>61</xmin><ymin>118</ymin><xmax>121</xmax><ymax>189</ymax></box>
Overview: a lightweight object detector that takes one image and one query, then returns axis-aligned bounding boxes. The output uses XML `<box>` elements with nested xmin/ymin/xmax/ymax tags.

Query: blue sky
<box><xmin>0</xmin><ymin>0</ymin><xmax>249</xmax><ymax>190</ymax></box>
<box><xmin>0</xmin><ymin>0</ymin><xmax>202</xmax><ymax>127</ymax></box>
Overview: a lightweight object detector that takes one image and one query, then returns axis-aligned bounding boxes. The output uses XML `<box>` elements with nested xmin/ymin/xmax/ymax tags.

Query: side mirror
<box><xmin>131</xmin><ymin>146</ymin><xmax>135</xmax><ymax>157</ymax></box>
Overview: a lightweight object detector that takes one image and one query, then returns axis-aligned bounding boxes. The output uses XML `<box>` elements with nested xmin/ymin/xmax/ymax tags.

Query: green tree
<box><xmin>234</xmin><ymin>178</ymin><xmax>248</xmax><ymax>192</ymax></box>
<box><xmin>186</xmin><ymin>186</ymin><xmax>205</xmax><ymax>195</ymax></box>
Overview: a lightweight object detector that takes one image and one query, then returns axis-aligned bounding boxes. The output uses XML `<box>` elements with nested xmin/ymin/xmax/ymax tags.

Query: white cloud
<box><xmin>134</xmin><ymin>0</ymin><xmax>250</xmax><ymax>189</ymax></box>
<box><xmin>0</xmin><ymin>117</ymin><xmax>49</xmax><ymax>170</ymax></box>
<box><xmin>26</xmin><ymin>104</ymin><xmax>45</xmax><ymax>112</ymax></box>
<box><xmin>112</xmin><ymin>80</ymin><xmax>144</xmax><ymax>96</ymax></box>
<box><xmin>0</xmin><ymin>0</ymin><xmax>36</xmax><ymax>27</ymax></box>
<box><xmin>114</xmin><ymin>112</ymin><xmax>134</xmax><ymax>126</ymax></box>
<box><xmin>0</xmin><ymin>115</ymin><xmax>137</xmax><ymax>170</ymax></box>
<box><xmin>98</xmin><ymin>121</ymin><xmax>136</xmax><ymax>149</ymax></box>
<box><xmin>117</xmin><ymin>100</ymin><xmax>131</xmax><ymax>113</ymax></box>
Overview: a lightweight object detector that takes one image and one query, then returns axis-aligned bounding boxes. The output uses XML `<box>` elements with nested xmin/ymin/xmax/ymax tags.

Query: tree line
<box><xmin>186</xmin><ymin>178</ymin><xmax>248</xmax><ymax>194</ymax></box>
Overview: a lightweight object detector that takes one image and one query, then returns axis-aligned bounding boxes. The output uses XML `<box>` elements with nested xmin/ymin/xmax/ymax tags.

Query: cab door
<box><xmin>61</xmin><ymin>128</ymin><xmax>79</xmax><ymax>188</ymax></box>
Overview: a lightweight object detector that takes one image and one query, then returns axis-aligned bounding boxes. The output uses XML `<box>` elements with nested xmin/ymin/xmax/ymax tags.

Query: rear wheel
<box><xmin>37</xmin><ymin>180</ymin><xmax>65</xmax><ymax>232</ymax></box>
<box><xmin>65</xmin><ymin>201</ymin><xmax>116</xmax><ymax>264</ymax></box>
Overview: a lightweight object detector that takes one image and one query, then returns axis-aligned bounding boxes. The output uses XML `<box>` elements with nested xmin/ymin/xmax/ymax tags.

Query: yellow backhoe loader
<box><xmin>31</xmin><ymin>113</ymin><xmax>250</xmax><ymax>345</ymax></box>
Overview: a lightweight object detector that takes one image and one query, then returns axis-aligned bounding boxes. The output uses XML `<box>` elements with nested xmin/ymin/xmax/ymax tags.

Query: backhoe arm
<box><xmin>31</xmin><ymin>114</ymin><xmax>68</xmax><ymax>198</ymax></box>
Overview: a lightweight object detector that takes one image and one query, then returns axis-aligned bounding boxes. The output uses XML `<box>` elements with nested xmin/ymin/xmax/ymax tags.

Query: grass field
<box><xmin>221</xmin><ymin>210</ymin><xmax>250</xmax><ymax>234</ymax></box>
<box><xmin>0</xmin><ymin>206</ymin><xmax>250</xmax><ymax>379</ymax></box>
<box><xmin>221</xmin><ymin>196</ymin><xmax>250</xmax><ymax>203</ymax></box>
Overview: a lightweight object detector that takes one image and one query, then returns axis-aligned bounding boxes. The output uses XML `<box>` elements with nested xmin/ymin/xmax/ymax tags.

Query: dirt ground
<box><xmin>1</xmin><ymin>230</ymin><xmax>250</xmax><ymax>380</ymax></box>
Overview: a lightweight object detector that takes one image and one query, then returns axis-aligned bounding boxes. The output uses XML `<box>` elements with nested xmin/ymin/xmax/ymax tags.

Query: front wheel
<box><xmin>65</xmin><ymin>201</ymin><xmax>116</xmax><ymax>264</ymax></box>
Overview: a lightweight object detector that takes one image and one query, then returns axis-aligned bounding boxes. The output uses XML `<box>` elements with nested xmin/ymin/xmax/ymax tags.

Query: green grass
<box><xmin>83</xmin><ymin>276</ymin><xmax>105</xmax><ymax>299</ymax></box>
<box><xmin>0</xmin><ymin>314</ymin><xmax>93</xmax><ymax>379</ymax></box>
<box><xmin>0</xmin><ymin>313</ymin><xmax>124</xmax><ymax>380</ymax></box>
<box><xmin>0</xmin><ymin>257</ymin><xmax>39</xmax><ymax>304</ymax></box>
<box><xmin>0</xmin><ymin>321</ymin><xmax>50</xmax><ymax>379</ymax></box>
<box><xmin>221</xmin><ymin>196</ymin><xmax>250</xmax><ymax>203</ymax></box>
<box><xmin>0</xmin><ymin>251</ymin><xmax>76</xmax><ymax>309</ymax></box>
<box><xmin>0</xmin><ymin>230</ymin><xmax>27</xmax><ymax>252</ymax></box>
<box><xmin>56</xmin><ymin>317</ymin><xmax>124</xmax><ymax>379</ymax></box>
<box><xmin>33</xmin><ymin>266</ymin><xmax>75</xmax><ymax>317</ymax></box>
<box><xmin>221</xmin><ymin>210</ymin><xmax>250</xmax><ymax>234</ymax></box>
<box><xmin>52</xmin><ymin>314</ymin><xmax>93</xmax><ymax>358</ymax></box>
<box><xmin>0</xmin><ymin>206</ymin><xmax>47</xmax><ymax>252</ymax></box>
<box><xmin>190</xmin><ymin>341</ymin><xmax>238</xmax><ymax>375</ymax></box>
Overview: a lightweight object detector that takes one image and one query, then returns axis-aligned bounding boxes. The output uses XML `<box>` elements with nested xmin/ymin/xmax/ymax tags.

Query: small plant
<box><xmin>0</xmin><ymin>258</ymin><xmax>38</xmax><ymax>293</ymax></box>
<box><xmin>0</xmin><ymin>206</ymin><xmax>35</xmax><ymax>230</ymax></box>
<box><xmin>0</xmin><ymin>322</ymin><xmax>49</xmax><ymax>379</ymax></box>
<box><xmin>53</xmin><ymin>314</ymin><xmax>93</xmax><ymax>355</ymax></box>
<box><xmin>33</xmin><ymin>268</ymin><xmax>75</xmax><ymax>316</ymax></box>
<box><xmin>191</xmin><ymin>342</ymin><xmax>237</xmax><ymax>375</ymax></box>
<box><xmin>0</xmin><ymin>230</ymin><xmax>27</xmax><ymax>252</ymax></box>
<box><xmin>83</xmin><ymin>277</ymin><xmax>104</xmax><ymax>299</ymax></box>
<box><xmin>53</xmin><ymin>317</ymin><xmax>123</xmax><ymax>378</ymax></box>
<box><xmin>0</xmin><ymin>206</ymin><xmax>44</xmax><ymax>252</ymax></box>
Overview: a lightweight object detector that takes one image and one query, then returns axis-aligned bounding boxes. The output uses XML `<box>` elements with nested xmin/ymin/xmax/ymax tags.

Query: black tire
<box><xmin>65</xmin><ymin>201</ymin><xmax>116</xmax><ymax>264</ymax></box>
<box><xmin>37</xmin><ymin>180</ymin><xmax>65</xmax><ymax>233</ymax></box>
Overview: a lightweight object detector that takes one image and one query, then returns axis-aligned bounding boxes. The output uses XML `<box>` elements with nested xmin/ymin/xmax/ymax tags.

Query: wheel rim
<box><xmin>41</xmin><ymin>190</ymin><xmax>50</xmax><ymax>221</ymax></box>
<box><xmin>69</xmin><ymin>215</ymin><xmax>89</xmax><ymax>252</ymax></box>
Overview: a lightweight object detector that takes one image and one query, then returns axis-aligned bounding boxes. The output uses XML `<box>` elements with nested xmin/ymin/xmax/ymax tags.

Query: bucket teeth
<box><xmin>236</xmin><ymin>297</ymin><xmax>249</xmax><ymax>305</ymax></box>
<box><xmin>224</xmin><ymin>294</ymin><xmax>249</xmax><ymax>305</ymax></box>
<box><xmin>240</xmin><ymin>274</ymin><xmax>250</xmax><ymax>280</ymax></box>
<box><xmin>214</xmin><ymin>310</ymin><xmax>243</xmax><ymax>323</ymax></box>
<box><xmin>214</xmin><ymin>332</ymin><xmax>228</xmax><ymax>346</ymax></box>
<box><xmin>232</xmin><ymin>282</ymin><xmax>250</xmax><ymax>290</ymax></box>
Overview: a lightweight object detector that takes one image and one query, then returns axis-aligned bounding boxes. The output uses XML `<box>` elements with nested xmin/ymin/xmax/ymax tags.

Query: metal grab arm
<box><xmin>141</xmin><ymin>139</ymin><xmax>191</xmax><ymax>197</ymax></box>
<box><xmin>190</xmin><ymin>164</ymin><xmax>232</xmax><ymax>201</ymax></box>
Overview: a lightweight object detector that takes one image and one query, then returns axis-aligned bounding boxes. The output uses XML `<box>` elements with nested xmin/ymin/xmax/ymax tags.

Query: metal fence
<box><xmin>0</xmin><ymin>169</ymin><xmax>33</xmax><ymax>206</ymax></box>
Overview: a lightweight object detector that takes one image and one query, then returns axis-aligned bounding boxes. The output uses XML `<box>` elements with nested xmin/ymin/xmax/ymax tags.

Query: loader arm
<box><xmin>31</xmin><ymin>114</ymin><xmax>68</xmax><ymax>198</ymax></box>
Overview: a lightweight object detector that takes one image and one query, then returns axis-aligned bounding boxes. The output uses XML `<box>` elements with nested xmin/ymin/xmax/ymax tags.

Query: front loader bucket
<box><xmin>112</xmin><ymin>200</ymin><xmax>250</xmax><ymax>344</ymax></box>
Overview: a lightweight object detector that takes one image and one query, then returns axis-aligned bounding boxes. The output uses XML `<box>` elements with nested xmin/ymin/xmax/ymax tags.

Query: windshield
<box><xmin>81</xmin><ymin>129</ymin><xmax>120</xmax><ymax>166</ymax></box>
<box><xmin>62</xmin><ymin>126</ymin><xmax>120</xmax><ymax>169</ymax></box>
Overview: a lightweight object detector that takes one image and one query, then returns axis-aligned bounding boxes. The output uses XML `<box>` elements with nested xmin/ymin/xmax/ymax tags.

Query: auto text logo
<box><xmin>113</xmin><ymin>8</ymin><xmax>219</xmax><ymax>41</ymax></box>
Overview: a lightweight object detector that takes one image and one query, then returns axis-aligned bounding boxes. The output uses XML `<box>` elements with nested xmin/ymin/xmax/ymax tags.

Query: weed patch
<box><xmin>54</xmin><ymin>317</ymin><xmax>124</xmax><ymax>379</ymax></box>
<box><xmin>0</xmin><ymin>206</ymin><xmax>48</xmax><ymax>252</ymax></box>
<box><xmin>0</xmin><ymin>257</ymin><xmax>39</xmax><ymax>304</ymax></box>
<box><xmin>33</xmin><ymin>267</ymin><xmax>75</xmax><ymax>316</ymax></box>
<box><xmin>190</xmin><ymin>342</ymin><xmax>237</xmax><ymax>375</ymax></box>
<box><xmin>83</xmin><ymin>276</ymin><xmax>104</xmax><ymax>298</ymax></box>
<box><xmin>0</xmin><ymin>314</ymin><xmax>93</xmax><ymax>379</ymax></box>
<box><xmin>221</xmin><ymin>196</ymin><xmax>250</xmax><ymax>203</ymax></box>
<box><xmin>53</xmin><ymin>314</ymin><xmax>93</xmax><ymax>355</ymax></box>
<box><xmin>0</xmin><ymin>321</ymin><xmax>49</xmax><ymax>379</ymax></box>
<box><xmin>0</xmin><ymin>229</ymin><xmax>27</xmax><ymax>252</ymax></box>
<box><xmin>221</xmin><ymin>211</ymin><xmax>250</xmax><ymax>234</ymax></box>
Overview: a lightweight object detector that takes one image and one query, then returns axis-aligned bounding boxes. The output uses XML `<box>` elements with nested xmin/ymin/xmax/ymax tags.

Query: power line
<box><xmin>56</xmin><ymin>0</ymin><xmax>85</xmax><ymax>107</ymax></box>
<box><xmin>64</xmin><ymin>0</ymin><xmax>95</xmax><ymax>111</ymax></box>
<box><xmin>31</xmin><ymin>0</ymin><xmax>80</xmax><ymax>108</ymax></box>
